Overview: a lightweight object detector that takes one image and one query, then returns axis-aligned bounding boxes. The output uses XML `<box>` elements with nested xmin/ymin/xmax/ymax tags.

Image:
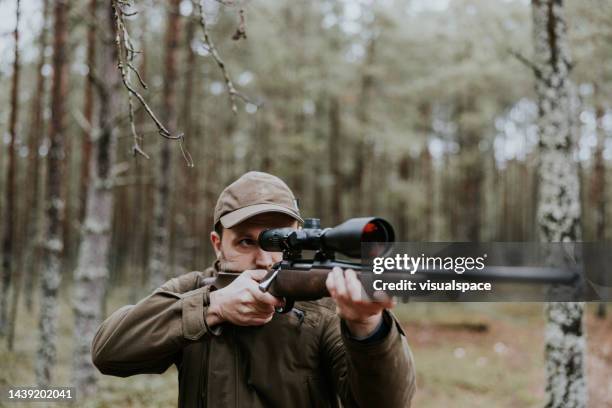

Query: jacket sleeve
<box><xmin>91</xmin><ymin>271</ymin><xmax>212</xmax><ymax>377</ymax></box>
<box><xmin>321</xmin><ymin>310</ymin><xmax>416</xmax><ymax>408</ymax></box>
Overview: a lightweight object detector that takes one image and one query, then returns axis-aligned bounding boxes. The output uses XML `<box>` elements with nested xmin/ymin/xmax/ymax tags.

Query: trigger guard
<box><xmin>275</xmin><ymin>298</ymin><xmax>294</xmax><ymax>314</ymax></box>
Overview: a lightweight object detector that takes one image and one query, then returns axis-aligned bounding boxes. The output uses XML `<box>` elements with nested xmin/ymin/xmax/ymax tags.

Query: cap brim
<box><xmin>219</xmin><ymin>203</ymin><xmax>304</xmax><ymax>228</ymax></box>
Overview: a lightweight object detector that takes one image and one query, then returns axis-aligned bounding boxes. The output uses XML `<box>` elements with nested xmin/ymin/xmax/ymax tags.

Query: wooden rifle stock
<box><xmin>200</xmin><ymin>260</ymin><xmax>580</xmax><ymax>302</ymax></box>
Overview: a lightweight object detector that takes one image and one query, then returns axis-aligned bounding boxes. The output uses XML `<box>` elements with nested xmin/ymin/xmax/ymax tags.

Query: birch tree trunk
<box><xmin>149</xmin><ymin>0</ymin><xmax>181</xmax><ymax>288</ymax></box>
<box><xmin>532</xmin><ymin>1</ymin><xmax>586</xmax><ymax>407</ymax></box>
<box><xmin>1</xmin><ymin>0</ymin><xmax>21</xmax><ymax>339</ymax></box>
<box><xmin>71</xmin><ymin>0</ymin><xmax>119</xmax><ymax>397</ymax></box>
<box><xmin>37</xmin><ymin>0</ymin><xmax>69</xmax><ymax>386</ymax></box>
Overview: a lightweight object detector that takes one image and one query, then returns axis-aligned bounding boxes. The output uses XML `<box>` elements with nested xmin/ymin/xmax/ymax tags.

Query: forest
<box><xmin>0</xmin><ymin>0</ymin><xmax>611</xmax><ymax>406</ymax></box>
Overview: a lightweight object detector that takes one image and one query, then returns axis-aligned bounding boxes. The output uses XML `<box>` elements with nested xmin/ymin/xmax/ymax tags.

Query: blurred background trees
<box><xmin>0</xmin><ymin>0</ymin><xmax>611</xmax><ymax>405</ymax></box>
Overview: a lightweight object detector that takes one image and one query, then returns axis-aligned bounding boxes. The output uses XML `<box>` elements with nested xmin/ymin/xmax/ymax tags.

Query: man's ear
<box><xmin>210</xmin><ymin>231</ymin><xmax>222</xmax><ymax>258</ymax></box>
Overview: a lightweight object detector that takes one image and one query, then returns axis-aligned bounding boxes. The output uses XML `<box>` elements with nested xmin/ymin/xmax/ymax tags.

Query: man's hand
<box><xmin>207</xmin><ymin>269</ymin><xmax>283</xmax><ymax>327</ymax></box>
<box><xmin>326</xmin><ymin>267</ymin><xmax>394</xmax><ymax>338</ymax></box>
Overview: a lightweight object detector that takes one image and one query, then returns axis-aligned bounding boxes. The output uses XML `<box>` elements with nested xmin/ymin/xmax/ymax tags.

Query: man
<box><xmin>92</xmin><ymin>171</ymin><xmax>416</xmax><ymax>407</ymax></box>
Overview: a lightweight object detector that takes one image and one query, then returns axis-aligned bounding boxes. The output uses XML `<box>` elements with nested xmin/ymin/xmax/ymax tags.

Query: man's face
<box><xmin>210</xmin><ymin>213</ymin><xmax>298</xmax><ymax>272</ymax></box>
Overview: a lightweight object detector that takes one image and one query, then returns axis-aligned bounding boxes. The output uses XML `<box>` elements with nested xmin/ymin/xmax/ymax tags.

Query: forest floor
<box><xmin>1</xmin><ymin>288</ymin><xmax>610</xmax><ymax>407</ymax></box>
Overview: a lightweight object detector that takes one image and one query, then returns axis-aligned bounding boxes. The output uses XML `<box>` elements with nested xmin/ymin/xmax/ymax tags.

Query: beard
<box><xmin>215</xmin><ymin>252</ymin><xmax>259</xmax><ymax>274</ymax></box>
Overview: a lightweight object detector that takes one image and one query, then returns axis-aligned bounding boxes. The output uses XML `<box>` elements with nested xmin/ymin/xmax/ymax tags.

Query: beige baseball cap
<box><xmin>214</xmin><ymin>171</ymin><xmax>303</xmax><ymax>229</ymax></box>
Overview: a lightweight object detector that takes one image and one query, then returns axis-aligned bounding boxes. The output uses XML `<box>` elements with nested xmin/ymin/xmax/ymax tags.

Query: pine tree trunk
<box><xmin>138</xmin><ymin>14</ymin><xmax>150</xmax><ymax>288</ymax></box>
<box><xmin>311</xmin><ymin>98</ymin><xmax>326</xmax><ymax>220</ymax></box>
<box><xmin>421</xmin><ymin>148</ymin><xmax>433</xmax><ymax>240</ymax></box>
<box><xmin>129</xmin><ymin>9</ymin><xmax>149</xmax><ymax>303</ymax></box>
<box><xmin>149</xmin><ymin>0</ymin><xmax>182</xmax><ymax>288</ymax></box>
<box><xmin>456</xmin><ymin>99</ymin><xmax>483</xmax><ymax>242</ymax></box>
<box><xmin>78</xmin><ymin>0</ymin><xmax>97</xmax><ymax>226</ymax></box>
<box><xmin>592</xmin><ymin>102</ymin><xmax>607</xmax><ymax>319</ymax></box>
<box><xmin>353</xmin><ymin>38</ymin><xmax>375</xmax><ymax>216</ymax></box>
<box><xmin>181</xmin><ymin>15</ymin><xmax>199</xmax><ymax>271</ymax></box>
<box><xmin>1</xmin><ymin>0</ymin><xmax>22</xmax><ymax>340</ymax></box>
<box><xmin>532</xmin><ymin>1</ymin><xmax>586</xmax><ymax>407</ymax></box>
<box><xmin>37</xmin><ymin>0</ymin><xmax>69</xmax><ymax>386</ymax></box>
<box><xmin>23</xmin><ymin>0</ymin><xmax>50</xmax><ymax>313</ymax></box>
<box><xmin>396</xmin><ymin>154</ymin><xmax>411</xmax><ymax>240</ymax></box>
<box><xmin>328</xmin><ymin>97</ymin><xmax>342</xmax><ymax>224</ymax></box>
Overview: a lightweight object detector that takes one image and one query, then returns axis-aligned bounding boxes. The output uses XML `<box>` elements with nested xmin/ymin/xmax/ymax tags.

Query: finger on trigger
<box><xmin>262</xmin><ymin>292</ymin><xmax>283</xmax><ymax>308</ymax></box>
<box><xmin>251</xmin><ymin>286</ymin><xmax>283</xmax><ymax>307</ymax></box>
<box><xmin>253</xmin><ymin>302</ymin><xmax>275</xmax><ymax>315</ymax></box>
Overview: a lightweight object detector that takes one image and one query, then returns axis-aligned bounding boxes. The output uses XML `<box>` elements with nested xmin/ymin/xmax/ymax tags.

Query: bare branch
<box><xmin>111</xmin><ymin>0</ymin><xmax>193</xmax><ymax>167</ymax></box>
<box><xmin>127</xmin><ymin>92</ymin><xmax>149</xmax><ymax>159</ymax></box>
<box><xmin>127</xmin><ymin>62</ymin><xmax>148</xmax><ymax>88</ymax></box>
<box><xmin>231</xmin><ymin>8</ymin><xmax>247</xmax><ymax>41</ymax></box>
<box><xmin>72</xmin><ymin>109</ymin><xmax>100</xmax><ymax>141</ymax></box>
<box><xmin>508</xmin><ymin>47</ymin><xmax>543</xmax><ymax>80</ymax></box>
<box><xmin>194</xmin><ymin>0</ymin><xmax>259</xmax><ymax>114</ymax></box>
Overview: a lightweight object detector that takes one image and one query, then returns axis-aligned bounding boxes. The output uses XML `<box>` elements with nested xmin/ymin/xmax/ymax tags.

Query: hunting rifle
<box><xmin>202</xmin><ymin>217</ymin><xmax>580</xmax><ymax>312</ymax></box>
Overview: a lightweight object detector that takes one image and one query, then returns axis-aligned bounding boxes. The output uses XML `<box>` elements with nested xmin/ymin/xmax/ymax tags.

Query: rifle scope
<box><xmin>259</xmin><ymin>217</ymin><xmax>395</xmax><ymax>259</ymax></box>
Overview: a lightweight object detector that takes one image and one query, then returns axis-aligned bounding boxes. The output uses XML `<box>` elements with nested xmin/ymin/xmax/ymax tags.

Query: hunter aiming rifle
<box><xmin>203</xmin><ymin>217</ymin><xmax>582</xmax><ymax>311</ymax></box>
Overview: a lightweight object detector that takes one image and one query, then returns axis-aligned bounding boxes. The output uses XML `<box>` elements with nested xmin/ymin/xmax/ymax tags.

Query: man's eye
<box><xmin>238</xmin><ymin>238</ymin><xmax>256</xmax><ymax>247</ymax></box>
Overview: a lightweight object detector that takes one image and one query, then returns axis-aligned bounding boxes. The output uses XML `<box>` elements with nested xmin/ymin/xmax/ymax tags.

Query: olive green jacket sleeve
<box><xmin>91</xmin><ymin>271</ymin><xmax>211</xmax><ymax>377</ymax></box>
<box><xmin>322</xmin><ymin>310</ymin><xmax>417</xmax><ymax>408</ymax></box>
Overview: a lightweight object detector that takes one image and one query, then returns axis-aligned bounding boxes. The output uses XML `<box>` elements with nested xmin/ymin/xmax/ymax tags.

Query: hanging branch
<box><xmin>508</xmin><ymin>47</ymin><xmax>545</xmax><ymax>82</ymax></box>
<box><xmin>194</xmin><ymin>0</ymin><xmax>258</xmax><ymax>114</ymax></box>
<box><xmin>112</xmin><ymin>0</ymin><xmax>193</xmax><ymax>166</ymax></box>
<box><xmin>231</xmin><ymin>8</ymin><xmax>247</xmax><ymax>41</ymax></box>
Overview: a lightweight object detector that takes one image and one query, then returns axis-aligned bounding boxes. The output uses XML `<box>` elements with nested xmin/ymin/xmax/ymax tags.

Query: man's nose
<box><xmin>255</xmin><ymin>247</ymin><xmax>274</xmax><ymax>270</ymax></box>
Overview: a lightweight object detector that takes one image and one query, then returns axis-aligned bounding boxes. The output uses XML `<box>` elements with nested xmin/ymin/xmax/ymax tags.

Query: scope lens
<box><xmin>361</xmin><ymin>219</ymin><xmax>394</xmax><ymax>258</ymax></box>
<box><xmin>362</xmin><ymin>221</ymin><xmax>390</xmax><ymax>243</ymax></box>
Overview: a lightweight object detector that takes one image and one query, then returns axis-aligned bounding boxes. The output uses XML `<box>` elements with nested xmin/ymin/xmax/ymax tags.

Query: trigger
<box><xmin>275</xmin><ymin>298</ymin><xmax>294</xmax><ymax>314</ymax></box>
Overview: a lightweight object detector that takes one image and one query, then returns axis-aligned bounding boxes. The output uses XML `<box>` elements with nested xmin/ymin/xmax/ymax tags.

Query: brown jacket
<box><xmin>92</xmin><ymin>268</ymin><xmax>416</xmax><ymax>407</ymax></box>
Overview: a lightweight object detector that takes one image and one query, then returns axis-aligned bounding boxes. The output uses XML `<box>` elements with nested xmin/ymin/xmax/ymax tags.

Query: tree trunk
<box><xmin>328</xmin><ymin>97</ymin><xmax>342</xmax><ymax>224</ymax></box>
<box><xmin>312</xmin><ymin>98</ymin><xmax>326</xmax><ymax>220</ymax></box>
<box><xmin>421</xmin><ymin>148</ymin><xmax>433</xmax><ymax>240</ymax></box>
<box><xmin>258</xmin><ymin>112</ymin><xmax>272</xmax><ymax>173</ymax></box>
<box><xmin>181</xmin><ymin>15</ymin><xmax>199</xmax><ymax>271</ymax></box>
<box><xmin>592</xmin><ymin>101</ymin><xmax>606</xmax><ymax>319</ymax></box>
<box><xmin>149</xmin><ymin>0</ymin><xmax>182</xmax><ymax>288</ymax></box>
<box><xmin>353</xmin><ymin>38</ymin><xmax>376</xmax><ymax>216</ymax></box>
<box><xmin>37</xmin><ymin>0</ymin><xmax>69</xmax><ymax>386</ymax></box>
<box><xmin>396</xmin><ymin>154</ymin><xmax>411</xmax><ymax>240</ymax></box>
<box><xmin>456</xmin><ymin>99</ymin><xmax>483</xmax><ymax>242</ymax></box>
<box><xmin>532</xmin><ymin>1</ymin><xmax>586</xmax><ymax>407</ymax></box>
<box><xmin>72</xmin><ymin>2</ymin><xmax>119</xmax><ymax>395</ymax></box>
<box><xmin>78</xmin><ymin>0</ymin><xmax>97</xmax><ymax>226</ymax></box>
<box><xmin>1</xmin><ymin>0</ymin><xmax>21</xmax><ymax>340</ymax></box>
<box><xmin>129</xmin><ymin>7</ymin><xmax>149</xmax><ymax>303</ymax></box>
<box><xmin>22</xmin><ymin>0</ymin><xmax>50</xmax><ymax>313</ymax></box>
